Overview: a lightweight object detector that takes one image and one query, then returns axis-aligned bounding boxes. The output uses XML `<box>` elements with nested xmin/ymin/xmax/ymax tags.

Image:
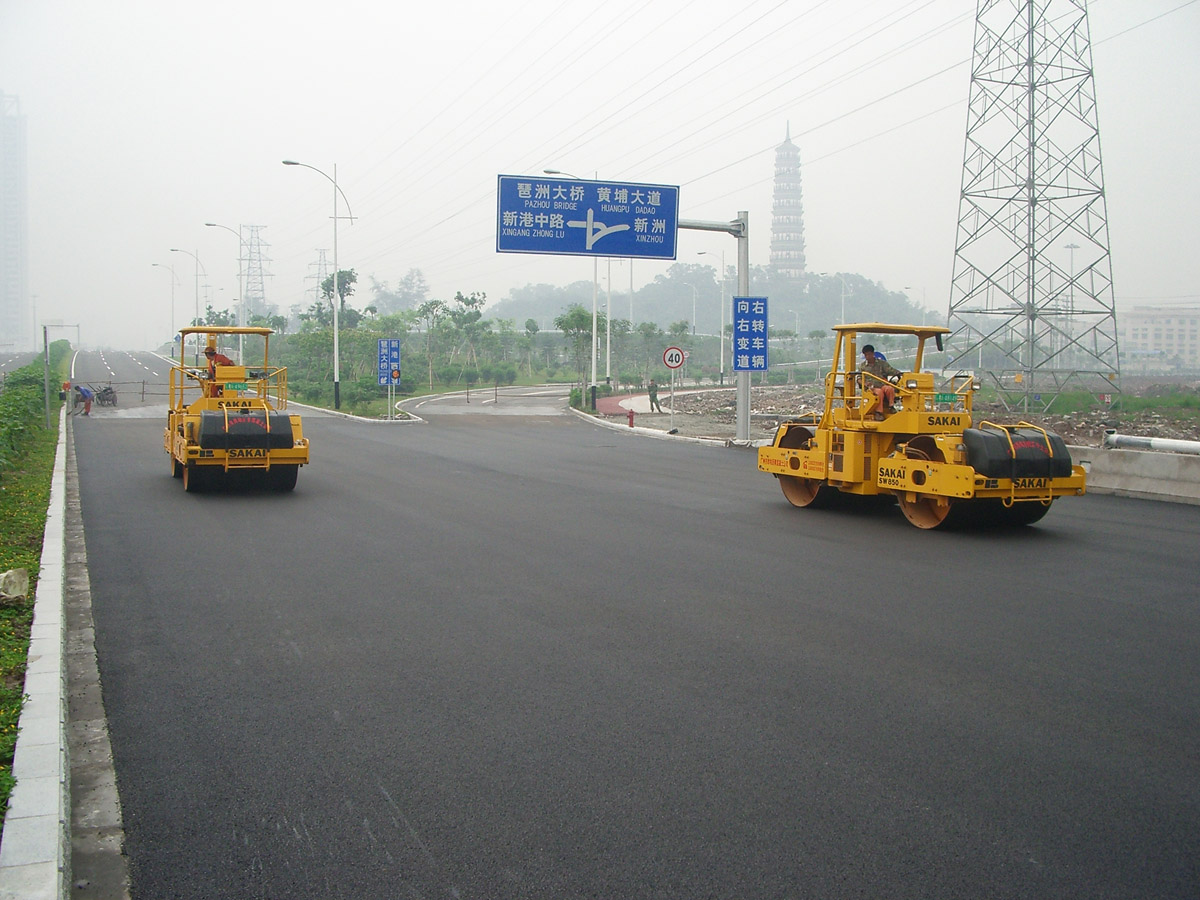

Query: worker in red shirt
<box><xmin>203</xmin><ymin>345</ymin><xmax>235</xmax><ymax>397</ymax></box>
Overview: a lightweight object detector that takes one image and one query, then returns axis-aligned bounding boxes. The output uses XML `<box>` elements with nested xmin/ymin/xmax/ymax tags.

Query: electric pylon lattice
<box><xmin>947</xmin><ymin>0</ymin><xmax>1120</xmax><ymax>411</ymax></box>
<box><xmin>242</xmin><ymin>225</ymin><xmax>272</xmax><ymax>319</ymax></box>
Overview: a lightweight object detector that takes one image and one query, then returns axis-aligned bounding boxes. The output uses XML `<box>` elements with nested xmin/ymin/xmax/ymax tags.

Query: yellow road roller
<box><xmin>164</xmin><ymin>326</ymin><xmax>309</xmax><ymax>492</ymax></box>
<box><xmin>757</xmin><ymin>323</ymin><xmax>1085</xmax><ymax>528</ymax></box>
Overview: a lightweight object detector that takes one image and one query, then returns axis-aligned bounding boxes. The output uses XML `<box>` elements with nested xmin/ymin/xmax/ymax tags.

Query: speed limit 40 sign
<box><xmin>663</xmin><ymin>346</ymin><xmax>685</xmax><ymax>369</ymax></box>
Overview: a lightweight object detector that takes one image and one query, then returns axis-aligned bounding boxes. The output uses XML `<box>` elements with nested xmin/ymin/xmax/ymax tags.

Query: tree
<box><xmin>320</xmin><ymin>269</ymin><xmax>358</xmax><ymax>318</ymax></box>
<box><xmin>298</xmin><ymin>301</ymin><xmax>332</xmax><ymax>330</ymax></box>
<box><xmin>202</xmin><ymin>304</ymin><xmax>235</xmax><ymax>326</ymax></box>
<box><xmin>554</xmin><ymin>304</ymin><xmax>594</xmax><ymax>399</ymax></box>
<box><xmin>397</xmin><ymin>269</ymin><xmax>429</xmax><ymax>309</ymax></box>
<box><xmin>446</xmin><ymin>291</ymin><xmax>487</xmax><ymax>373</ymax></box>
<box><xmin>636</xmin><ymin>321</ymin><xmax>664</xmax><ymax>380</ymax></box>
<box><xmin>416</xmin><ymin>299</ymin><xmax>447</xmax><ymax>390</ymax></box>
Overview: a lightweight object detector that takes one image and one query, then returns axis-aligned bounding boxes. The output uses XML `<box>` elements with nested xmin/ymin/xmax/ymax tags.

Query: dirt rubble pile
<box><xmin>649</xmin><ymin>384</ymin><xmax>1200</xmax><ymax>447</ymax></box>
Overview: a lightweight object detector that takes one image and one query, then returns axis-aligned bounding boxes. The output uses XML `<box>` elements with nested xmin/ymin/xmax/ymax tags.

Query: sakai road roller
<box><xmin>165</xmin><ymin>326</ymin><xmax>309</xmax><ymax>492</ymax></box>
<box><xmin>757</xmin><ymin>323</ymin><xmax>1086</xmax><ymax>529</ymax></box>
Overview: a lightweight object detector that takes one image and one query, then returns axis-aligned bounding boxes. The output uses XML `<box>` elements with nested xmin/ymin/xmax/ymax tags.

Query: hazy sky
<box><xmin>2</xmin><ymin>0</ymin><xmax>1197</xmax><ymax>349</ymax></box>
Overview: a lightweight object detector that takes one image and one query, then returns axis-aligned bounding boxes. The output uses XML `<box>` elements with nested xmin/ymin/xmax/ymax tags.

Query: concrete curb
<box><xmin>1069</xmin><ymin>444</ymin><xmax>1200</xmax><ymax>505</ymax></box>
<box><xmin>0</xmin><ymin>405</ymin><xmax>71</xmax><ymax>900</ymax></box>
<box><xmin>288</xmin><ymin>398</ymin><xmax>423</xmax><ymax>424</ymax></box>
<box><xmin>569</xmin><ymin>406</ymin><xmax>730</xmax><ymax>447</ymax></box>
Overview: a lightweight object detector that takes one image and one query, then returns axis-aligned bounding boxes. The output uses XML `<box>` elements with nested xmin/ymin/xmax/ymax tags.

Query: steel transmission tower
<box><xmin>242</xmin><ymin>225</ymin><xmax>272</xmax><ymax>319</ymax></box>
<box><xmin>947</xmin><ymin>0</ymin><xmax>1120</xmax><ymax>411</ymax></box>
<box><xmin>305</xmin><ymin>249</ymin><xmax>330</xmax><ymax>310</ymax></box>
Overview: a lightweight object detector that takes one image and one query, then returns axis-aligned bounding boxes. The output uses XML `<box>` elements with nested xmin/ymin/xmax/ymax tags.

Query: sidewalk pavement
<box><xmin>595</xmin><ymin>392</ymin><xmax>653</xmax><ymax>416</ymax></box>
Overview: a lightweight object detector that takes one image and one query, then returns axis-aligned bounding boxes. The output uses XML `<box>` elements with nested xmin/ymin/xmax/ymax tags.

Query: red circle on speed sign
<box><xmin>663</xmin><ymin>346</ymin><xmax>684</xmax><ymax>369</ymax></box>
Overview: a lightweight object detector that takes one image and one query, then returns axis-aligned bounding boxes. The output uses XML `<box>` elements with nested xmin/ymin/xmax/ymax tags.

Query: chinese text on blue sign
<box><xmin>496</xmin><ymin>175</ymin><xmax>679</xmax><ymax>260</ymax></box>
<box><xmin>732</xmin><ymin>297</ymin><xmax>769</xmax><ymax>371</ymax></box>
<box><xmin>378</xmin><ymin>339</ymin><xmax>402</xmax><ymax>386</ymax></box>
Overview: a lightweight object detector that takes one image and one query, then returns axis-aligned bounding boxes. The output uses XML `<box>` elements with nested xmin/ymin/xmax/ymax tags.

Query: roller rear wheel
<box><xmin>898</xmin><ymin>494</ymin><xmax>957</xmax><ymax>529</ymax></box>
<box><xmin>897</xmin><ymin>436</ymin><xmax>1055</xmax><ymax>528</ymax></box>
<box><xmin>267</xmin><ymin>465</ymin><xmax>298</xmax><ymax>492</ymax></box>
<box><xmin>775</xmin><ymin>425</ymin><xmax>838</xmax><ymax>509</ymax></box>
<box><xmin>990</xmin><ymin>499</ymin><xmax>1053</xmax><ymax>526</ymax></box>
<box><xmin>182</xmin><ymin>464</ymin><xmax>208</xmax><ymax>493</ymax></box>
<box><xmin>897</xmin><ymin>435</ymin><xmax>962</xmax><ymax>529</ymax></box>
<box><xmin>779</xmin><ymin>474</ymin><xmax>839</xmax><ymax>508</ymax></box>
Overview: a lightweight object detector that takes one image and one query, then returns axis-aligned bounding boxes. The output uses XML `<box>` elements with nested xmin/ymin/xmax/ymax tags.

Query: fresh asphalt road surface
<box><xmin>70</xmin><ymin>388</ymin><xmax>1199</xmax><ymax>898</ymax></box>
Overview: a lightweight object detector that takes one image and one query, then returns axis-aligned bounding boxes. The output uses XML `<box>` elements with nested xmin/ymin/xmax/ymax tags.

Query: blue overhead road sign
<box><xmin>496</xmin><ymin>174</ymin><xmax>679</xmax><ymax>260</ymax></box>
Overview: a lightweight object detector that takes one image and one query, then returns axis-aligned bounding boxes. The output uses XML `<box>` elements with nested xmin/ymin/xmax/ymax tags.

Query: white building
<box><xmin>1119</xmin><ymin>307</ymin><xmax>1200</xmax><ymax>371</ymax></box>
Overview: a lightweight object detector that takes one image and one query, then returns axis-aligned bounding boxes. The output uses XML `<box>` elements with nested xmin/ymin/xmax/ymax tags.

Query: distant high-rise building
<box><xmin>0</xmin><ymin>92</ymin><xmax>30</xmax><ymax>352</ymax></box>
<box><xmin>769</xmin><ymin>125</ymin><xmax>806</xmax><ymax>280</ymax></box>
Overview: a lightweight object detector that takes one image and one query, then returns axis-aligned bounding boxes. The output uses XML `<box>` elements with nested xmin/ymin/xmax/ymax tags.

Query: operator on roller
<box><xmin>203</xmin><ymin>343</ymin><xmax>234</xmax><ymax>397</ymax></box>
<box><xmin>860</xmin><ymin>344</ymin><xmax>901</xmax><ymax>418</ymax></box>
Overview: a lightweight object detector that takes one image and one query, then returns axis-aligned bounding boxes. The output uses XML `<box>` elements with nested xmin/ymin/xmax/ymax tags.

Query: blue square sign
<box><xmin>378</xmin><ymin>338</ymin><xmax>402</xmax><ymax>386</ymax></box>
<box><xmin>496</xmin><ymin>175</ymin><xmax>679</xmax><ymax>260</ymax></box>
<box><xmin>732</xmin><ymin>297</ymin><xmax>769</xmax><ymax>371</ymax></box>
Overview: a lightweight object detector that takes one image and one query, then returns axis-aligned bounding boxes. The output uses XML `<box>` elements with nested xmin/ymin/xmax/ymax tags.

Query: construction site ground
<box><xmin>598</xmin><ymin>379</ymin><xmax>1200</xmax><ymax>446</ymax></box>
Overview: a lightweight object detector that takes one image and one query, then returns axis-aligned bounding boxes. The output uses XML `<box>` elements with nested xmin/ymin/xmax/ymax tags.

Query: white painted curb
<box><xmin>0</xmin><ymin>406</ymin><xmax>70</xmax><ymax>900</ymax></box>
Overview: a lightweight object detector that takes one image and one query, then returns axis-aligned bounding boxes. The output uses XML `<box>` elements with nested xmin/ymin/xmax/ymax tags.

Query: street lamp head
<box><xmin>204</xmin><ymin>222</ymin><xmax>217</xmax><ymax>227</ymax></box>
<box><xmin>282</xmin><ymin>160</ymin><xmax>300</xmax><ymax>166</ymax></box>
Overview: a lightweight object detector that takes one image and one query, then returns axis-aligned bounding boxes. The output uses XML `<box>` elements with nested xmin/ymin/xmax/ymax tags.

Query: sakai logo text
<box><xmin>1014</xmin><ymin>477</ymin><xmax>1048</xmax><ymax>489</ymax></box>
<box><xmin>217</xmin><ymin>400</ymin><xmax>255</xmax><ymax>408</ymax></box>
<box><xmin>229</xmin><ymin>448</ymin><xmax>267</xmax><ymax>458</ymax></box>
<box><xmin>926</xmin><ymin>415</ymin><xmax>963</xmax><ymax>427</ymax></box>
<box><xmin>879</xmin><ymin>466</ymin><xmax>907</xmax><ymax>482</ymax></box>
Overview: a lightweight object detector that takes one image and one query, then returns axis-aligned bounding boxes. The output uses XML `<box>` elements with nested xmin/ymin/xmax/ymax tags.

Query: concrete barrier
<box><xmin>1069</xmin><ymin>444</ymin><xmax>1200</xmax><ymax>506</ymax></box>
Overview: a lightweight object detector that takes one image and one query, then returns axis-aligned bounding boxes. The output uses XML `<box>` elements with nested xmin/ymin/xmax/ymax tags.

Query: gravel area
<box><xmin>628</xmin><ymin>381</ymin><xmax>1200</xmax><ymax>446</ymax></box>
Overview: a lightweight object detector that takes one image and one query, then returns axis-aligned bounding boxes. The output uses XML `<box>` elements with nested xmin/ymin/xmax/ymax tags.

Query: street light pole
<box><xmin>284</xmin><ymin>160</ymin><xmax>355</xmax><ymax>410</ymax></box>
<box><xmin>151</xmin><ymin>262</ymin><xmax>177</xmax><ymax>339</ymax></box>
<box><xmin>205</xmin><ymin>222</ymin><xmax>245</xmax><ymax>362</ymax></box>
<box><xmin>818</xmin><ymin>272</ymin><xmax>851</xmax><ymax>324</ymax></box>
<box><xmin>606</xmin><ymin>258</ymin><xmax>612</xmax><ymax>384</ymax></box>
<box><xmin>42</xmin><ymin>323</ymin><xmax>79</xmax><ymax>427</ymax></box>
<box><xmin>545</xmin><ymin>168</ymin><xmax>599</xmax><ymax>406</ymax></box>
<box><xmin>169</xmin><ymin>248</ymin><xmax>206</xmax><ymax>364</ymax></box>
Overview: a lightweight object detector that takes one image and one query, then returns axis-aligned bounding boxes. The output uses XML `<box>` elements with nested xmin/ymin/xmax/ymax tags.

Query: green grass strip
<box><xmin>0</xmin><ymin>356</ymin><xmax>65</xmax><ymax>824</ymax></box>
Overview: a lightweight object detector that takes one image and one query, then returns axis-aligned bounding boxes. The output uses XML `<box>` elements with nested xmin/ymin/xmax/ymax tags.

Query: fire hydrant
<box><xmin>627</xmin><ymin>408</ymin><xmax>635</xmax><ymax>428</ymax></box>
